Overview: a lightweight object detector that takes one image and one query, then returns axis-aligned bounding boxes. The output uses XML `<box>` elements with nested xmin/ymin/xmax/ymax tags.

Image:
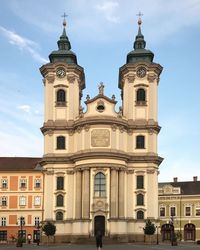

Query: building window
<box><xmin>136</xmin><ymin>175</ymin><xmax>144</xmax><ymax>189</ymax></box>
<box><xmin>94</xmin><ymin>172</ymin><xmax>106</xmax><ymax>197</ymax></box>
<box><xmin>185</xmin><ymin>206</ymin><xmax>191</xmax><ymax>216</ymax></box>
<box><xmin>0</xmin><ymin>231</ymin><xmax>7</xmax><ymax>241</ymax></box>
<box><xmin>34</xmin><ymin>196</ymin><xmax>41</xmax><ymax>206</ymax></box>
<box><xmin>196</xmin><ymin>206</ymin><xmax>200</xmax><ymax>216</ymax></box>
<box><xmin>56</xmin><ymin>194</ymin><xmax>64</xmax><ymax>207</ymax></box>
<box><xmin>56</xmin><ymin>212</ymin><xmax>63</xmax><ymax>221</ymax></box>
<box><xmin>56</xmin><ymin>89</ymin><xmax>66</xmax><ymax>106</ymax></box>
<box><xmin>1</xmin><ymin>197</ymin><xmax>7</xmax><ymax>206</ymax></box>
<box><xmin>1</xmin><ymin>218</ymin><xmax>6</xmax><ymax>226</ymax></box>
<box><xmin>34</xmin><ymin>217</ymin><xmax>40</xmax><ymax>227</ymax></box>
<box><xmin>136</xmin><ymin>135</ymin><xmax>145</xmax><ymax>149</ymax></box>
<box><xmin>20</xmin><ymin>179</ymin><xmax>27</xmax><ymax>188</ymax></box>
<box><xmin>56</xmin><ymin>136</ymin><xmax>65</xmax><ymax>149</ymax></box>
<box><xmin>137</xmin><ymin>194</ymin><xmax>144</xmax><ymax>205</ymax></box>
<box><xmin>136</xmin><ymin>88</ymin><xmax>146</xmax><ymax>103</ymax></box>
<box><xmin>136</xmin><ymin>210</ymin><xmax>144</xmax><ymax>220</ymax></box>
<box><xmin>160</xmin><ymin>207</ymin><xmax>166</xmax><ymax>217</ymax></box>
<box><xmin>57</xmin><ymin>177</ymin><xmax>64</xmax><ymax>190</ymax></box>
<box><xmin>1</xmin><ymin>179</ymin><xmax>7</xmax><ymax>189</ymax></box>
<box><xmin>19</xmin><ymin>196</ymin><xmax>26</xmax><ymax>206</ymax></box>
<box><xmin>170</xmin><ymin>206</ymin><xmax>176</xmax><ymax>217</ymax></box>
<box><xmin>35</xmin><ymin>179</ymin><xmax>41</xmax><ymax>188</ymax></box>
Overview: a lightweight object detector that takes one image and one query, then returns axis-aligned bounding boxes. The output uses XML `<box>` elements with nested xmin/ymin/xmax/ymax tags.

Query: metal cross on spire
<box><xmin>61</xmin><ymin>12</ymin><xmax>68</xmax><ymax>27</ymax></box>
<box><xmin>136</xmin><ymin>11</ymin><xmax>143</xmax><ymax>26</ymax></box>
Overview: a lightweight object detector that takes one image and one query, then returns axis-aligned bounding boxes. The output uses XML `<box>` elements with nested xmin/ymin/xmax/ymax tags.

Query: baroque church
<box><xmin>39</xmin><ymin>15</ymin><xmax>163</xmax><ymax>242</ymax></box>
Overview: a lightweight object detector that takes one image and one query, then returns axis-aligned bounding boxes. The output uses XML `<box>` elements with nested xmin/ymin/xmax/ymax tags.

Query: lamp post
<box><xmin>156</xmin><ymin>225</ymin><xmax>160</xmax><ymax>244</ymax></box>
<box><xmin>170</xmin><ymin>216</ymin><xmax>174</xmax><ymax>246</ymax></box>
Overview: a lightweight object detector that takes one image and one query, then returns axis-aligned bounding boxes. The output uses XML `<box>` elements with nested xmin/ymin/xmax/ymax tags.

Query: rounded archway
<box><xmin>94</xmin><ymin>215</ymin><xmax>105</xmax><ymax>236</ymax></box>
<box><xmin>161</xmin><ymin>224</ymin><xmax>174</xmax><ymax>241</ymax></box>
<box><xmin>184</xmin><ymin>223</ymin><xmax>195</xmax><ymax>241</ymax></box>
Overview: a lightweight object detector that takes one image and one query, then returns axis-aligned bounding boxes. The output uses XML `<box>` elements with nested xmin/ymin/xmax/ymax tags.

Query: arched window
<box><xmin>57</xmin><ymin>136</ymin><xmax>65</xmax><ymax>149</ymax></box>
<box><xmin>94</xmin><ymin>172</ymin><xmax>106</xmax><ymax>197</ymax></box>
<box><xmin>57</xmin><ymin>89</ymin><xmax>66</xmax><ymax>102</ymax></box>
<box><xmin>137</xmin><ymin>194</ymin><xmax>144</xmax><ymax>205</ymax></box>
<box><xmin>137</xmin><ymin>210</ymin><xmax>144</xmax><ymax>220</ymax></box>
<box><xmin>56</xmin><ymin>194</ymin><xmax>64</xmax><ymax>207</ymax></box>
<box><xmin>56</xmin><ymin>211</ymin><xmax>63</xmax><ymax>221</ymax></box>
<box><xmin>136</xmin><ymin>135</ymin><xmax>145</xmax><ymax>149</ymax></box>
<box><xmin>136</xmin><ymin>88</ymin><xmax>146</xmax><ymax>102</ymax></box>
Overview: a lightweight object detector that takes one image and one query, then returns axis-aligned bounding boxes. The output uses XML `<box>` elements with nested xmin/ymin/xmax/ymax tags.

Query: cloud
<box><xmin>95</xmin><ymin>1</ymin><xmax>119</xmax><ymax>23</ymax></box>
<box><xmin>0</xmin><ymin>26</ymin><xmax>48</xmax><ymax>63</ymax></box>
<box><xmin>17</xmin><ymin>105</ymin><xmax>31</xmax><ymax>113</ymax></box>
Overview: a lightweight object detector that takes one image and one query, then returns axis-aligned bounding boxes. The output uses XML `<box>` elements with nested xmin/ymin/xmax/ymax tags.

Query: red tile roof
<box><xmin>0</xmin><ymin>157</ymin><xmax>42</xmax><ymax>171</ymax></box>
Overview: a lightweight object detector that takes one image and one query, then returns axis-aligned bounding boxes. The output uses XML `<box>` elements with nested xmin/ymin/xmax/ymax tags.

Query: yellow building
<box><xmin>159</xmin><ymin>177</ymin><xmax>200</xmax><ymax>242</ymax></box>
<box><xmin>0</xmin><ymin>157</ymin><xmax>43</xmax><ymax>242</ymax></box>
<box><xmin>39</xmin><ymin>17</ymin><xmax>163</xmax><ymax>242</ymax></box>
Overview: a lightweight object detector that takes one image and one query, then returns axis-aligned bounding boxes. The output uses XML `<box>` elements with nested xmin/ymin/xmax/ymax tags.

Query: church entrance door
<box><xmin>94</xmin><ymin>216</ymin><xmax>105</xmax><ymax>236</ymax></box>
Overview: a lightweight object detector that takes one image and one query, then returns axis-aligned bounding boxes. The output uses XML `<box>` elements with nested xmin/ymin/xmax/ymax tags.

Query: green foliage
<box><xmin>42</xmin><ymin>221</ymin><xmax>56</xmax><ymax>237</ymax></box>
<box><xmin>144</xmin><ymin>219</ymin><xmax>156</xmax><ymax>235</ymax></box>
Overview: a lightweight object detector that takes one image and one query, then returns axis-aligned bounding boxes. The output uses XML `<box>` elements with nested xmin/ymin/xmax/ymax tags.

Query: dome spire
<box><xmin>49</xmin><ymin>13</ymin><xmax>77</xmax><ymax>64</ymax></box>
<box><xmin>126</xmin><ymin>12</ymin><xmax>154</xmax><ymax>64</ymax></box>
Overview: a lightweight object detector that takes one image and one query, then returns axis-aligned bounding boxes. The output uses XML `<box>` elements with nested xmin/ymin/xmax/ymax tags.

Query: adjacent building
<box><xmin>0</xmin><ymin>157</ymin><xmax>43</xmax><ymax>242</ymax></box>
<box><xmin>159</xmin><ymin>177</ymin><xmax>200</xmax><ymax>241</ymax></box>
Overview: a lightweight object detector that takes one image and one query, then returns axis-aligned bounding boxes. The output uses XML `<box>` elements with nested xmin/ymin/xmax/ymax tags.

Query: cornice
<box><xmin>40</xmin><ymin>150</ymin><xmax>163</xmax><ymax>166</ymax></box>
<box><xmin>40</xmin><ymin>62</ymin><xmax>85</xmax><ymax>90</ymax></box>
<box><xmin>118</xmin><ymin>62</ymin><xmax>163</xmax><ymax>89</ymax></box>
<box><xmin>41</xmin><ymin>118</ymin><xmax>161</xmax><ymax>134</ymax></box>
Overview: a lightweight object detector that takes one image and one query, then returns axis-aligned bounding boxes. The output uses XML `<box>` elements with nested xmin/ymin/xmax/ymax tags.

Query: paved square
<box><xmin>1</xmin><ymin>243</ymin><xmax>200</xmax><ymax>250</ymax></box>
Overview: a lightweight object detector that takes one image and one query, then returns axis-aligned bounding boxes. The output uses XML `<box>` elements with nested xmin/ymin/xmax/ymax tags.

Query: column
<box><xmin>75</xmin><ymin>169</ymin><xmax>82</xmax><ymax>219</ymax></box>
<box><xmin>118</xmin><ymin>169</ymin><xmax>125</xmax><ymax>218</ymax></box>
<box><xmin>110</xmin><ymin>168</ymin><xmax>118</xmax><ymax>218</ymax></box>
<box><xmin>82</xmin><ymin>168</ymin><xmax>90</xmax><ymax>219</ymax></box>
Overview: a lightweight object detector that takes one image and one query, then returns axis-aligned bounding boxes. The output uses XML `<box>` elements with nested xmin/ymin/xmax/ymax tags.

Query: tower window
<box><xmin>136</xmin><ymin>210</ymin><xmax>144</xmax><ymax>220</ymax></box>
<box><xmin>57</xmin><ymin>136</ymin><xmax>65</xmax><ymax>149</ymax></box>
<box><xmin>57</xmin><ymin>89</ymin><xmax>66</xmax><ymax>102</ymax></box>
<box><xmin>136</xmin><ymin>88</ymin><xmax>146</xmax><ymax>105</ymax></box>
<box><xmin>56</xmin><ymin>194</ymin><xmax>64</xmax><ymax>207</ymax></box>
<box><xmin>136</xmin><ymin>175</ymin><xmax>144</xmax><ymax>189</ymax></box>
<box><xmin>57</xmin><ymin>177</ymin><xmax>64</xmax><ymax>190</ymax></box>
<box><xmin>136</xmin><ymin>135</ymin><xmax>145</xmax><ymax>149</ymax></box>
<box><xmin>94</xmin><ymin>172</ymin><xmax>106</xmax><ymax>197</ymax></box>
<box><xmin>137</xmin><ymin>193</ymin><xmax>144</xmax><ymax>205</ymax></box>
<box><xmin>56</xmin><ymin>212</ymin><xmax>63</xmax><ymax>221</ymax></box>
<box><xmin>56</xmin><ymin>89</ymin><xmax>66</xmax><ymax>106</ymax></box>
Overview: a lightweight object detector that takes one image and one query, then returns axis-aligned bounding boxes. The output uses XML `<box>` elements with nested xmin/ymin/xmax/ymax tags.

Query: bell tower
<box><xmin>40</xmin><ymin>17</ymin><xmax>85</xmax><ymax>156</ymax></box>
<box><xmin>118</xmin><ymin>15</ymin><xmax>163</xmax><ymax>221</ymax></box>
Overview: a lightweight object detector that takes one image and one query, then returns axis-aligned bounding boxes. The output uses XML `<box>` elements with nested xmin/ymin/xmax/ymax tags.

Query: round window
<box><xmin>97</xmin><ymin>104</ymin><xmax>105</xmax><ymax>112</ymax></box>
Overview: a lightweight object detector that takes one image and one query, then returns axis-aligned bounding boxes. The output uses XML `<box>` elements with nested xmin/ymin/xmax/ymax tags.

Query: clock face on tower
<box><xmin>56</xmin><ymin>67</ymin><xmax>66</xmax><ymax>78</ymax></box>
<box><xmin>136</xmin><ymin>67</ymin><xmax>146</xmax><ymax>78</ymax></box>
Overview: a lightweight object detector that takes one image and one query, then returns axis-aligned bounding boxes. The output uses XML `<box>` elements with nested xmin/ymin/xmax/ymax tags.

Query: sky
<box><xmin>0</xmin><ymin>0</ymin><xmax>200</xmax><ymax>182</ymax></box>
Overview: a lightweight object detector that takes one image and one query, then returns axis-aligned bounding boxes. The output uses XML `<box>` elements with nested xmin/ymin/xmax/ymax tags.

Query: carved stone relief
<box><xmin>91</xmin><ymin>129</ymin><xmax>110</xmax><ymax>147</ymax></box>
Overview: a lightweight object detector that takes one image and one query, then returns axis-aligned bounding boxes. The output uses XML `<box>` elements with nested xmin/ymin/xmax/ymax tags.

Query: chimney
<box><xmin>193</xmin><ymin>176</ymin><xmax>198</xmax><ymax>182</ymax></box>
<box><xmin>173</xmin><ymin>177</ymin><xmax>178</xmax><ymax>183</ymax></box>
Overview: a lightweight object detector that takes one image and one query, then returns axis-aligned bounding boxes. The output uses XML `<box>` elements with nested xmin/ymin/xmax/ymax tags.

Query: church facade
<box><xmin>39</xmin><ymin>17</ymin><xmax>163</xmax><ymax>242</ymax></box>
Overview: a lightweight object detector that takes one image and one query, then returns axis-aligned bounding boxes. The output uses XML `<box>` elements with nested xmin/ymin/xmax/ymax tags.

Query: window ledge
<box><xmin>135</xmin><ymin>101</ymin><xmax>147</xmax><ymax>106</ymax></box>
<box><xmin>55</xmin><ymin>102</ymin><xmax>67</xmax><ymax>107</ymax></box>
